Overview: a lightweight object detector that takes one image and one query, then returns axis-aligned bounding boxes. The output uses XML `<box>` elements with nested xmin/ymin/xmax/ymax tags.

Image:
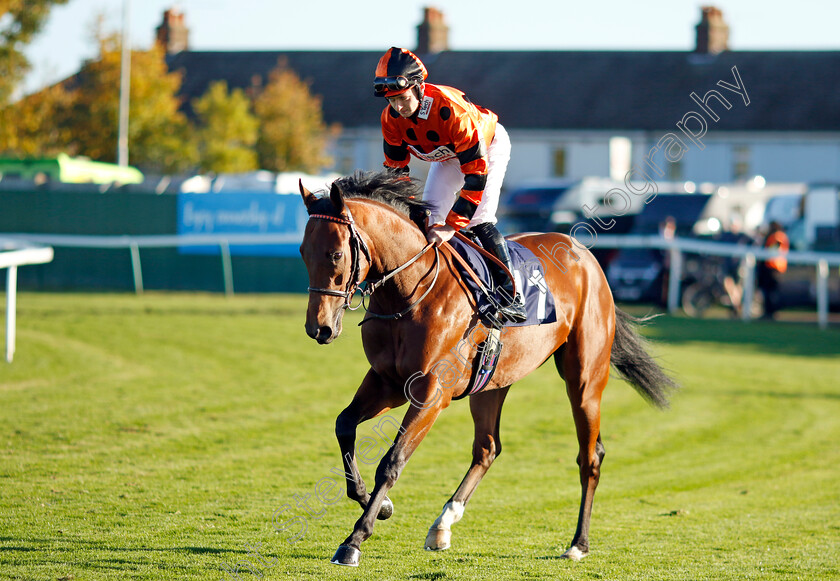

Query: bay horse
<box><xmin>298</xmin><ymin>171</ymin><xmax>676</xmax><ymax>566</ymax></box>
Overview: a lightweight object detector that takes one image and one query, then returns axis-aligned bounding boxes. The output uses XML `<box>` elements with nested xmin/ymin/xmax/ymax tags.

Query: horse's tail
<box><xmin>610</xmin><ymin>308</ymin><xmax>679</xmax><ymax>409</ymax></box>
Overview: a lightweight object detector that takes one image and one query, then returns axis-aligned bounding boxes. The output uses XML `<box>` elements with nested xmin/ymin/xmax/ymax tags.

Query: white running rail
<box><xmin>1</xmin><ymin>240</ymin><xmax>54</xmax><ymax>362</ymax></box>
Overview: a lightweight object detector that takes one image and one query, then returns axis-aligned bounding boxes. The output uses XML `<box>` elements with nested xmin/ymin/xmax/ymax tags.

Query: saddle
<box><xmin>445</xmin><ymin>233</ymin><xmax>557</xmax><ymax>329</ymax></box>
<box><xmin>445</xmin><ymin>230</ymin><xmax>557</xmax><ymax>399</ymax></box>
<box><xmin>407</xmin><ymin>214</ymin><xmax>557</xmax><ymax>398</ymax></box>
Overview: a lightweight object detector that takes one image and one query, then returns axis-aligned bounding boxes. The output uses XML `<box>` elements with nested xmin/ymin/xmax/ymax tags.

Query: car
<box><xmin>607</xmin><ymin>248</ymin><xmax>665</xmax><ymax>303</ymax></box>
<box><xmin>496</xmin><ymin>180</ymin><xmax>577</xmax><ymax>234</ymax></box>
<box><xmin>606</xmin><ymin>193</ymin><xmax>712</xmax><ymax>304</ymax></box>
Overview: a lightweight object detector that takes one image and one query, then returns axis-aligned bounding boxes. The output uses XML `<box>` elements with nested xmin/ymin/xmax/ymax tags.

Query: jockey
<box><xmin>373</xmin><ymin>47</ymin><xmax>527</xmax><ymax>323</ymax></box>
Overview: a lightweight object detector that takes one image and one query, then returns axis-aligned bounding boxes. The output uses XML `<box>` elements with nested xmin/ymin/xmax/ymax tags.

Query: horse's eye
<box><xmin>329</xmin><ymin>251</ymin><xmax>343</xmax><ymax>261</ymax></box>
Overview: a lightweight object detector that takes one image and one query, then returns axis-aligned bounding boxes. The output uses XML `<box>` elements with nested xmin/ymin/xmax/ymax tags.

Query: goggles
<box><xmin>374</xmin><ymin>76</ymin><xmax>411</xmax><ymax>95</ymax></box>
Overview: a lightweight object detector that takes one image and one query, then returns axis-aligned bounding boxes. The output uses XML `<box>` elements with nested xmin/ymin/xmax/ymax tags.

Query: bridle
<box><xmin>306</xmin><ymin>209</ymin><xmax>371</xmax><ymax>308</ymax></box>
<box><xmin>306</xmin><ymin>207</ymin><xmax>439</xmax><ymax>321</ymax></box>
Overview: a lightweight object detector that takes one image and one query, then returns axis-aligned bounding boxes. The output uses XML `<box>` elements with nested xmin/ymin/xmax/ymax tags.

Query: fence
<box><xmin>3</xmin><ymin>232</ymin><xmax>839</xmax><ymax>329</ymax></box>
<box><xmin>0</xmin><ymin>240</ymin><xmax>54</xmax><ymax>362</ymax></box>
<box><xmin>3</xmin><ymin>233</ymin><xmax>302</xmax><ymax>296</ymax></box>
<box><xmin>594</xmin><ymin>234</ymin><xmax>840</xmax><ymax>329</ymax></box>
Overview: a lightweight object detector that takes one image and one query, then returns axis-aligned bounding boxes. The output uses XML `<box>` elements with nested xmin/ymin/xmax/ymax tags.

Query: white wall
<box><xmin>751</xmin><ymin>142</ymin><xmax>840</xmax><ymax>182</ymax></box>
<box><xmin>568</xmin><ymin>142</ymin><xmax>610</xmax><ymax>179</ymax></box>
<box><xmin>505</xmin><ymin>138</ymin><xmax>551</xmax><ymax>187</ymax></box>
<box><xmin>505</xmin><ymin>130</ymin><xmax>617</xmax><ymax>188</ymax></box>
<box><xmin>681</xmin><ymin>142</ymin><xmax>732</xmax><ymax>182</ymax></box>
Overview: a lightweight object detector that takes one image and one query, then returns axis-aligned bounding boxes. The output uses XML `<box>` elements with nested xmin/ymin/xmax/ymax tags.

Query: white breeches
<box><xmin>423</xmin><ymin>123</ymin><xmax>511</xmax><ymax>227</ymax></box>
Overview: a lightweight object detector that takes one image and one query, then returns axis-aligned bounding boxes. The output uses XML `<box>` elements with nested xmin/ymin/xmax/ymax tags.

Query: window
<box><xmin>668</xmin><ymin>158</ymin><xmax>683</xmax><ymax>180</ymax></box>
<box><xmin>552</xmin><ymin>147</ymin><xmax>566</xmax><ymax>177</ymax></box>
<box><xmin>609</xmin><ymin>136</ymin><xmax>632</xmax><ymax>180</ymax></box>
<box><xmin>334</xmin><ymin>140</ymin><xmax>355</xmax><ymax>174</ymax></box>
<box><xmin>733</xmin><ymin>145</ymin><xmax>750</xmax><ymax>180</ymax></box>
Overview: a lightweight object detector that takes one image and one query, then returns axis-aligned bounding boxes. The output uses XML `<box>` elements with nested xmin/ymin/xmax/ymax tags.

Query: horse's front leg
<box><xmin>335</xmin><ymin>369</ymin><xmax>406</xmax><ymax>519</ymax></box>
<box><xmin>332</xmin><ymin>374</ymin><xmax>450</xmax><ymax>566</ymax></box>
<box><xmin>425</xmin><ymin>386</ymin><xmax>510</xmax><ymax>551</ymax></box>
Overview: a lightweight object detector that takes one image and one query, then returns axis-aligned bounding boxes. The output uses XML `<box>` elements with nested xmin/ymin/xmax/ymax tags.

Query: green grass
<box><xmin>1</xmin><ymin>293</ymin><xmax>839</xmax><ymax>580</ymax></box>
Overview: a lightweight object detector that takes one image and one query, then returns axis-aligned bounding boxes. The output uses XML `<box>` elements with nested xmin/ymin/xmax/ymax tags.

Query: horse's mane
<box><xmin>310</xmin><ymin>171</ymin><xmax>432</xmax><ymax>228</ymax></box>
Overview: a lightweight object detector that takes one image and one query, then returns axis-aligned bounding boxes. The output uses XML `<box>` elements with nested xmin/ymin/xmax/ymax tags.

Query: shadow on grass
<box><xmin>0</xmin><ymin>537</ymin><xmax>254</xmax><ymax>557</ymax></box>
<box><xmin>0</xmin><ymin>536</ymin><xmax>274</xmax><ymax>579</ymax></box>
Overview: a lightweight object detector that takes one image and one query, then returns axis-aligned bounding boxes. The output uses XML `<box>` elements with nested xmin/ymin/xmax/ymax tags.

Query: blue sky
<box><xmin>22</xmin><ymin>0</ymin><xmax>840</xmax><ymax>94</ymax></box>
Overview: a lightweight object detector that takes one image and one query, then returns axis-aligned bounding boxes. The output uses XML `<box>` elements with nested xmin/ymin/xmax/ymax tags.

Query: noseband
<box><xmin>306</xmin><ymin>207</ymin><xmax>439</xmax><ymax>319</ymax></box>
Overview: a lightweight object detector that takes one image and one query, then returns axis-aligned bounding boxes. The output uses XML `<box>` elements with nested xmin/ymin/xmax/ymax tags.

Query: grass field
<box><xmin>1</xmin><ymin>292</ymin><xmax>838</xmax><ymax>580</ymax></box>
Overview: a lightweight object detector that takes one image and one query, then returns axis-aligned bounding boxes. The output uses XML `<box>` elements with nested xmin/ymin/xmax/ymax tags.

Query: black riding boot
<box><xmin>472</xmin><ymin>222</ymin><xmax>527</xmax><ymax>323</ymax></box>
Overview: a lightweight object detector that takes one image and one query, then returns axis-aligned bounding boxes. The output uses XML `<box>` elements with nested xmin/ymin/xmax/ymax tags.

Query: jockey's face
<box><xmin>387</xmin><ymin>89</ymin><xmax>420</xmax><ymax>118</ymax></box>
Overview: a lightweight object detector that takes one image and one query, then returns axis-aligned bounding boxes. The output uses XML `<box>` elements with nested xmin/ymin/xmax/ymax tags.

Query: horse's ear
<box><xmin>329</xmin><ymin>181</ymin><xmax>346</xmax><ymax>214</ymax></box>
<box><xmin>299</xmin><ymin>179</ymin><xmax>317</xmax><ymax>209</ymax></box>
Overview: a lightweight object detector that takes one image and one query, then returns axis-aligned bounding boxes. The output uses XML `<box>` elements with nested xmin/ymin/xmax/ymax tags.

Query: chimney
<box><xmin>156</xmin><ymin>8</ymin><xmax>190</xmax><ymax>54</ymax></box>
<box><xmin>695</xmin><ymin>6</ymin><xmax>729</xmax><ymax>54</ymax></box>
<box><xmin>416</xmin><ymin>7</ymin><xmax>449</xmax><ymax>54</ymax></box>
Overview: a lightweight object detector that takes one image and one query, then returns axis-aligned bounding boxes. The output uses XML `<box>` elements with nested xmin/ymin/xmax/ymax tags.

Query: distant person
<box><xmin>373</xmin><ymin>47</ymin><xmax>526</xmax><ymax>322</ymax></box>
<box><xmin>757</xmin><ymin>221</ymin><xmax>789</xmax><ymax>319</ymax></box>
<box><xmin>717</xmin><ymin>217</ymin><xmax>756</xmax><ymax>316</ymax></box>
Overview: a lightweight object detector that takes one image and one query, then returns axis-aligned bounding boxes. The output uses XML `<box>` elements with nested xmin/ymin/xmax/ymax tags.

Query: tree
<box><xmin>67</xmin><ymin>32</ymin><xmax>198</xmax><ymax>173</ymax></box>
<box><xmin>253</xmin><ymin>62</ymin><xmax>337</xmax><ymax>173</ymax></box>
<box><xmin>192</xmin><ymin>80</ymin><xmax>259</xmax><ymax>173</ymax></box>
<box><xmin>0</xmin><ymin>0</ymin><xmax>69</xmax><ymax>106</ymax></box>
<box><xmin>0</xmin><ymin>82</ymin><xmax>75</xmax><ymax>156</ymax></box>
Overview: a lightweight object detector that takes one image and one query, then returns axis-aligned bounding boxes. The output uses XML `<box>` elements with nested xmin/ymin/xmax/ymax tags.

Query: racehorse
<box><xmin>298</xmin><ymin>171</ymin><xmax>677</xmax><ymax>566</ymax></box>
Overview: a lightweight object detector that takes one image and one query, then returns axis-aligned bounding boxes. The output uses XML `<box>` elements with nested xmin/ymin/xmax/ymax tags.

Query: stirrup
<box><xmin>497</xmin><ymin>296</ymin><xmax>527</xmax><ymax>323</ymax></box>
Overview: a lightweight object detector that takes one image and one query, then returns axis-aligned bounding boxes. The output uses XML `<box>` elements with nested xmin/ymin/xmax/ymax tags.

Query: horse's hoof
<box><xmin>330</xmin><ymin>545</ymin><xmax>361</xmax><ymax>566</ymax></box>
<box><xmin>377</xmin><ymin>497</ymin><xmax>394</xmax><ymax>520</ymax></box>
<box><xmin>561</xmin><ymin>546</ymin><xmax>588</xmax><ymax>561</ymax></box>
<box><xmin>424</xmin><ymin>527</ymin><xmax>451</xmax><ymax>551</ymax></box>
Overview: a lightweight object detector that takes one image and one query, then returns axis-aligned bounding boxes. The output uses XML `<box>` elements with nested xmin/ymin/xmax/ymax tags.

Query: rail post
<box><xmin>741</xmin><ymin>253</ymin><xmax>756</xmax><ymax>322</ymax></box>
<box><xmin>816</xmin><ymin>259</ymin><xmax>829</xmax><ymax>330</ymax></box>
<box><xmin>5</xmin><ymin>265</ymin><xmax>17</xmax><ymax>363</ymax></box>
<box><xmin>129</xmin><ymin>241</ymin><xmax>144</xmax><ymax>295</ymax></box>
<box><xmin>667</xmin><ymin>245</ymin><xmax>682</xmax><ymax>314</ymax></box>
<box><xmin>220</xmin><ymin>241</ymin><xmax>234</xmax><ymax>296</ymax></box>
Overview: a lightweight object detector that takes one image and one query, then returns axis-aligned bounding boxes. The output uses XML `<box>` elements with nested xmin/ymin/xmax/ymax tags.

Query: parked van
<box><xmin>694</xmin><ymin>179</ymin><xmax>806</xmax><ymax>237</ymax></box>
<box><xmin>498</xmin><ymin>177</ymin><xmax>651</xmax><ymax>235</ymax></box>
<box><xmin>498</xmin><ymin>177</ymin><xmax>710</xmax><ymax>236</ymax></box>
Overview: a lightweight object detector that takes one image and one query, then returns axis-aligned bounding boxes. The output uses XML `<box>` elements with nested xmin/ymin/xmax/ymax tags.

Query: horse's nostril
<box><xmin>317</xmin><ymin>326</ymin><xmax>333</xmax><ymax>342</ymax></box>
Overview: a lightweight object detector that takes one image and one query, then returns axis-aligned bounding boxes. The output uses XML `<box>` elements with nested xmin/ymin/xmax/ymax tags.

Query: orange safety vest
<box><xmin>381</xmin><ymin>83</ymin><xmax>498</xmax><ymax>228</ymax></box>
<box><xmin>764</xmin><ymin>230</ymin><xmax>789</xmax><ymax>273</ymax></box>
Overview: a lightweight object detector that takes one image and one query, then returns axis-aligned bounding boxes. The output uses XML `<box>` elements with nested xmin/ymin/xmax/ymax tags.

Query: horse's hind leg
<box><xmin>425</xmin><ymin>386</ymin><xmax>510</xmax><ymax>551</ymax></box>
<box><xmin>335</xmin><ymin>369</ymin><xmax>407</xmax><ymax>519</ymax></box>
<box><xmin>555</xmin><ymin>335</ymin><xmax>610</xmax><ymax>561</ymax></box>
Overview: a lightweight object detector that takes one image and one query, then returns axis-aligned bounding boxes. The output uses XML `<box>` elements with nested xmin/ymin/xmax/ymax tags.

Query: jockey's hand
<box><xmin>426</xmin><ymin>224</ymin><xmax>456</xmax><ymax>247</ymax></box>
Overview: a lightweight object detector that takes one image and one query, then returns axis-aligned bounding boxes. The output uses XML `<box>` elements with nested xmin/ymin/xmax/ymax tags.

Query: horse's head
<box><xmin>299</xmin><ymin>180</ymin><xmax>370</xmax><ymax>344</ymax></box>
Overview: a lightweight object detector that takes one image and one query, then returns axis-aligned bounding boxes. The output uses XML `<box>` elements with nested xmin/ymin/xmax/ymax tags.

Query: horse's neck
<box><xmin>350</xmin><ymin>200</ymin><xmax>428</xmax><ymax>276</ymax></box>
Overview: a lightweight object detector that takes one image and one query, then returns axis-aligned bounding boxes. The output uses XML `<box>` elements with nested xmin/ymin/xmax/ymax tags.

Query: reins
<box><xmin>306</xmin><ymin>206</ymin><xmax>517</xmax><ymax>325</ymax></box>
<box><xmin>358</xmin><ymin>243</ymin><xmax>440</xmax><ymax>324</ymax></box>
<box><xmin>446</xmin><ymin>231</ymin><xmax>517</xmax><ymax>294</ymax></box>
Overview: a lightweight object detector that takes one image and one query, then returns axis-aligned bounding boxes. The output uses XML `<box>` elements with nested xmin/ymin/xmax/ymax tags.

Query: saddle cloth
<box><xmin>448</xmin><ymin>237</ymin><xmax>557</xmax><ymax>328</ymax></box>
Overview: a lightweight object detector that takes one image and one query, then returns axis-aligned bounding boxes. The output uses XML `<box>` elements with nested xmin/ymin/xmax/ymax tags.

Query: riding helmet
<box><xmin>373</xmin><ymin>47</ymin><xmax>428</xmax><ymax>97</ymax></box>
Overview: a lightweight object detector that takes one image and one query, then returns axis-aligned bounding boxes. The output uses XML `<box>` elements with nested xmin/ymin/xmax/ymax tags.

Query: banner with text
<box><xmin>177</xmin><ymin>193</ymin><xmax>308</xmax><ymax>256</ymax></box>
